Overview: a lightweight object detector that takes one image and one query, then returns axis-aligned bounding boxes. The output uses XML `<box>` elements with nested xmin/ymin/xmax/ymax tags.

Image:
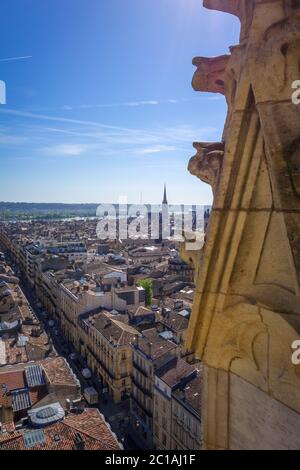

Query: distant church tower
<box><xmin>162</xmin><ymin>184</ymin><xmax>168</xmax><ymax>205</ymax></box>
<box><xmin>161</xmin><ymin>183</ymin><xmax>169</xmax><ymax>241</ymax></box>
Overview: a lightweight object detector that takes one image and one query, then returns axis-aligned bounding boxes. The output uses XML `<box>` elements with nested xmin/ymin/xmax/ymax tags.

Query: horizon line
<box><xmin>0</xmin><ymin>200</ymin><xmax>212</xmax><ymax>206</ymax></box>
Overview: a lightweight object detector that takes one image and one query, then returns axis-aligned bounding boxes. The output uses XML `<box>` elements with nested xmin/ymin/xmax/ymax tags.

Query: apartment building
<box><xmin>129</xmin><ymin>246</ymin><xmax>171</xmax><ymax>265</ymax></box>
<box><xmin>130</xmin><ymin>328</ymin><xmax>178</xmax><ymax>448</ymax></box>
<box><xmin>153</xmin><ymin>357</ymin><xmax>197</xmax><ymax>450</ymax></box>
<box><xmin>79</xmin><ymin>311</ymin><xmax>139</xmax><ymax>403</ymax></box>
<box><xmin>35</xmin><ymin>256</ymin><xmax>71</xmax><ymax>322</ymax></box>
<box><xmin>168</xmin><ymin>256</ymin><xmax>194</xmax><ymax>283</ymax></box>
<box><xmin>24</xmin><ymin>244</ymin><xmax>43</xmax><ymax>288</ymax></box>
<box><xmin>59</xmin><ymin>277</ymin><xmax>145</xmax><ymax>347</ymax></box>
<box><xmin>158</xmin><ymin>310</ymin><xmax>194</xmax><ymax>361</ymax></box>
<box><xmin>42</xmin><ymin>241</ymin><xmax>88</xmax><ymax>262</ymax></box>
<box><xmin>171</xmin><ymin>369</ymin><xmax>202</xmax><ymax>450</ymax></box>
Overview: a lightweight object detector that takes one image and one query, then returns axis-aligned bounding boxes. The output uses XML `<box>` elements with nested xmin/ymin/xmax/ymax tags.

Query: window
<box><xmin>162</xmin><ymin>433</ymin><xmax>167</xmax><ymax>447</ymax></box>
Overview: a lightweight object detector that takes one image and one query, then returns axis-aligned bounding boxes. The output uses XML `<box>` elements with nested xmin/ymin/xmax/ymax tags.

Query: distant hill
<box><xmin>0</xmin><ymin>202</ymin><xmax>211</xmax><ymax>221</ymax></box>
<box><xmin>0</xmin><ymin>202</ymin><xmax>99</xmax><ymax>220</ymax></box>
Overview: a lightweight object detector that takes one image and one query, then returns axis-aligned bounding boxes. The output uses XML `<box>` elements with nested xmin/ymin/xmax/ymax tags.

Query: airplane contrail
<box><xmin>0</xmin><ymin>55</ymin><xmax>32</xmax><ymax>62</ymax></box>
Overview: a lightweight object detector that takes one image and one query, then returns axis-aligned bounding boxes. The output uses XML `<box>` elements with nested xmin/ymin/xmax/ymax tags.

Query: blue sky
<box><xmin>0</xmin><ymin>0</ymin><xmax>240</xmax><ymax>204</ymax></box>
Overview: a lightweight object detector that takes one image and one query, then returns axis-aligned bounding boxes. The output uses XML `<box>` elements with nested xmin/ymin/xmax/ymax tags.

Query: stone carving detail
<box><xmin>188</xmin><ymin>142</ymin><xmax>224</xmax><ymax>196</ymax></box>
<box><xmin>192</xmin><ymin>56</ymin><xmax>229</xmax><ymax>95</ymax></box>
<box><xmin>187</xmin><ymin>0</ymin><xmax>300</xmax><ymax>450</ymax></box>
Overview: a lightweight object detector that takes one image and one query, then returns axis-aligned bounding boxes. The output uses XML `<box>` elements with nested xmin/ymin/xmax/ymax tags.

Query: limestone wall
<box><xmin>229</xmin><ymin>372</ymin><xmax>300</xmax><ymax>450</ymax></box>
<box><xmin>185</xmin><ymin>0</ymin><xmax>300</xmax><ymax>450</ymax></box>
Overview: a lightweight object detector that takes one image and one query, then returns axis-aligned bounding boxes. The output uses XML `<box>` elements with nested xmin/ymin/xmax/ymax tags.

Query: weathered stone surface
<box><xmin>188</xmin><ymin>142</ymin><xmax>224</xmax><ymax>196</ymax></box>
<box><xmin>187</xmin><ymin>0</ymin><xmax>300</xmax><ymax>450</ymax></box>
<box><xmin>229</xmin><ymin>373</ymin><xmax>300</xmax><ymax>450</ymax></box>
<box><xmin>192</xmin><ymin>56</ymin><xmax>229</xmax><ymax>94</ymax></box>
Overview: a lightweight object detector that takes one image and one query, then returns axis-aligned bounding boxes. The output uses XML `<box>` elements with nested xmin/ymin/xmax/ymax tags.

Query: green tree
<box><xmin>137</xmin><ymin>279</ymin><xmax>153</xmax><ymax>307</ymax></box>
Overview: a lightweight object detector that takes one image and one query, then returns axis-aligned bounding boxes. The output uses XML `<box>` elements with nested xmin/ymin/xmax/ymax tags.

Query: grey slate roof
<box><xmin>28</xmin><ymin>402</ymin><xmax>65</xmax><ymax>427</ymax></box>
<box><xmin>12</xmin><ymin>388</ymin><xmax>32</xmax><ymax>412</ymax></box>
<box><xmin>25</xmin><ymin>364</ymin><xmax>45</xmax><ymax>388</ymax></box>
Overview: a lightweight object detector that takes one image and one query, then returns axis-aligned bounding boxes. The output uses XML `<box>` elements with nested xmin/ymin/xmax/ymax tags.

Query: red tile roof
<box><xmin>29</xmin><ymin>386</ymin><xmax>47</xmax><ymax>406</ymax></box>
<box><xmin>0</xmin><ymin>370</ymin><xmax>26</xmax><ymax>405</ymax></box>
<box><xmin>0</xmin><ymin>409</ymin><xmax>121</xmax><ymax>450</ymax></box>
<box><xmin>42</xmin><ymin>357</ymin><xmax>79</xmax><ymax>387</ymax></box>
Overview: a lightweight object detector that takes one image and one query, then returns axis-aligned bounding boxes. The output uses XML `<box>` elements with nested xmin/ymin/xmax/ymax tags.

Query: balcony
<box><xmin>132</xmin><ymin>376</ymin><xmax>152</xmax><ymax>398</ymax></box>
<box><xmin>133</xmin><ymin>361</ymin><xmax>148</xmax><ymax>378</ymax></box>
<box><xmin>131</xmin><ymin>394</ymin><xmax>152</xmax><ymax>419</ymax></box>
<box><xmin>87</xmin><ymin>346</ymin><xmax>124</xmax><ymax>381</ymax></box>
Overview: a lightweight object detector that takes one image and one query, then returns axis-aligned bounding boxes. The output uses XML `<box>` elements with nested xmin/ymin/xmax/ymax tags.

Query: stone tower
<box><xmin>162</xmin><ymin>184</ymin><xmax>168</xmax><ymax>205</ymax></box>
<box><xmin>184</xmin><ymin>0</ymin><xmax>300</xmax><ymax>450</ymax></box>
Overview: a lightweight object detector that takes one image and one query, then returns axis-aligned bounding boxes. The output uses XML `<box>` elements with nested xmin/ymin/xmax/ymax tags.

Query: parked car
<box><xmin>84</xmin><ymin>387</ymin><xmax>98</xmax><ymax>405</ymax></box>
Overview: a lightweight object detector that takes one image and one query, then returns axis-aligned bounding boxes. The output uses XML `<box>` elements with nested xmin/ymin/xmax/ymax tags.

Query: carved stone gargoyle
<box><xmin>192</xmin><ymin>56</ymin><xmax>229</xmax><ymax>95</ymax></box>
<box><xmin>188</xmin><ymin>142</ymin><xmax>225</xmax><ymax>196</ymax></box>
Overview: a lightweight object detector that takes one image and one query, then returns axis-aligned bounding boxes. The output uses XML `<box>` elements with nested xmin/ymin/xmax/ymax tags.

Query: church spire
<box><xmin>162</xmin><ymin>183</ymin><xmax>168</xmax><ymax>205</ymax></box>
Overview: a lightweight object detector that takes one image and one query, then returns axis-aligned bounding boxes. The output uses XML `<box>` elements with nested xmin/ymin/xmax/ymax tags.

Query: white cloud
<box><xmin>0</xmin><ymin>108</ymin><xmax>136</xmax><ymax>133</ymax></box>
<box><xmin>126</xmin><ymin>100</ymin><xmax>159</xmax><ymax>107</ymax></box>
<box><xmin>0</xmin><ymin>107</ymin><xmax>222</xmax><ymax>160</ymax></box>
<box><xmin>138</xmin><ymin>145</ymin><xmax>177</xmax><ymax>155</ymax></box>
<box><xmin>0</xmin><ymin>55</ymin><xmax>32</xmax><ymax>62</ymax></box>
<box><xmin>43</xmin><ymin>144</ymin><xmax>87</xmax><ymax>156</ymax></box>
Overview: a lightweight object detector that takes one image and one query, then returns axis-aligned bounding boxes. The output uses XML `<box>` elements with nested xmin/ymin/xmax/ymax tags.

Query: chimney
<box><xmin>66</xmin><ymin>398</ymin><xmax>71</xmax><ymax>412</ymax></box>
<box><xmin>162</xmin><ymin>308</ymin><xmax>167</xmax><ymax>318</ymax></box>
<box><xmin>74</xmin><ymin>433</ymin><xmax>85</xmax><ymax>450</ymax></box>
<box><xmin>1</xmin><ymin>390</ymin><xmax>13</xmax><ymax>424</ymax></box>
<box><xmin>132</xmin><ymin>335</ymin><xmax>138</xmax><ymax>348</ymax></box>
